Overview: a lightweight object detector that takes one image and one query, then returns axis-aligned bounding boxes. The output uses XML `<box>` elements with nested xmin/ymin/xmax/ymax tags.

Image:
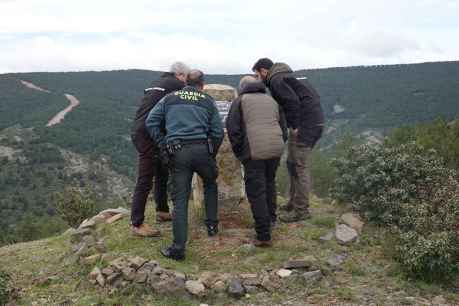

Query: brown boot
<box><xmin>156</xmin><ymin>211</ymin><xmax>173</xmax><ymax>222</ymax></box>
<box><xmin>131</xmin><ymin>224</ymin><xmax>161</xmax><ymax>237</ymax></box>
<box><xmin>253</xmin><ymin>239</ymin><xmax>273</xmax><ymax>248</ymax></box>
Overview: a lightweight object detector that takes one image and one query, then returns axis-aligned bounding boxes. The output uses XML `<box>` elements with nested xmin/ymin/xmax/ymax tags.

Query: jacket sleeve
<box><xmin>226</xmin><ymin>97</ymin><xmax>244</xmax><ymax>156</ymax></box>
<box><xmin>270</xmin><ymin>77</ymin><xmax>300</xmax><ymax>129</ymax></box>
<box><xmin>145</xmin><ymin>97</ymin><xmax>167</xmax><ymax>147</ymax></box>
<box><xmin>208</xmin><ymin>100</ymin><xmax>224</xmax><ymax>153</ymax></box>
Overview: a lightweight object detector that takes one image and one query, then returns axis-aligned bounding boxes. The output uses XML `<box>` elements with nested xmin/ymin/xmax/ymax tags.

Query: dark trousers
<box><xmin>131</xmin><ymin>146</ymin><xmax>169</xmax><ymax>227</ymax></box>
<box><xmin>170</xmin><ymin>144</ymin><xmax>219</xmax><ymax>250</ymax></box>
<box><xmin>243</xmin><ymin>158</ymin><xmax>280</xmax><ymax>241</ymax></box>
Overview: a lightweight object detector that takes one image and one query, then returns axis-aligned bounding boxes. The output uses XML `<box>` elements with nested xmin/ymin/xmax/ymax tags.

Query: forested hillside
<box><xmin>304</xmin><ymin>61</ymin><xmax>459</xmax><ymax>144</ymax></box>
<box><xmin>3</xmin><ymin>61</ymin><xmax>459</xmax><ymax>175</ymax></box>
<box><xmin>1</xmin><ymin>61</ymin><xmax>459</xmax><ymax>245</ymax></box>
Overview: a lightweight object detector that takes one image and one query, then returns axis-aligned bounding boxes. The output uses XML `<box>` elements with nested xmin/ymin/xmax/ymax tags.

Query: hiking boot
<box><xmin>156</xmin><ymin>211</ymin><xmax>172</xmax><ymax>222</ymax></box>
<box><xmin>207</xmin><ymin>224</ymin><xmax>219</xmax><ymax>237</ymax></box>
<box><xmin>160</xmin><ymin>246</ymin><xmax>185</xmax><ymax>261</ymax></box>
<box><xmin>253</xmin><ymin>239</ymin><xmax>273</xmax><ymax>248</ymax></box>
<box><xmin>131</xmin><ymin>224</ymin><xmax>161</xmax><ymax>237</ymax></box>
<box><xmin>279</xmin><ymin>211</ymin><xmax>311</xmax><ymax>223</ymax></box>
<box><xmin>280</xmin><ymin>203</ymin><xmax>294</xmax><ymax>212</ymax></box>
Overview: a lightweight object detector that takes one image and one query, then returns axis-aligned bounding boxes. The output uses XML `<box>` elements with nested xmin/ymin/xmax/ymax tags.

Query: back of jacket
<box><xmin>145</xmin><ymin>86</ymin><xmax>224</xmax><ymax>151</ymax></box>
<box><xmin>227</xmin><ymin>81</ymin><xmax>287</xmax><ymax>162</ymax></box>
<box><xmin>267</xmin><ymin>63</ymin><xmax>325</xmax><ymax>148</ymax></box>
<box><xmin>131</xmin><ymin>72</ymin><xmax>184</xmax><ymax>153</ymax></box>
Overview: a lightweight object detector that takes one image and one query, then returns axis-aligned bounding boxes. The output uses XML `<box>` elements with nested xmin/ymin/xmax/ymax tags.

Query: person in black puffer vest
<box><xmin>130</xmin><ymin>62</ymin><xmax>189</xmax><ymax>237</ymax></box>
<box><xmin>252</xmin><ymin>58</ymin><xmax>325</xmax><ymax>223</ymax></box>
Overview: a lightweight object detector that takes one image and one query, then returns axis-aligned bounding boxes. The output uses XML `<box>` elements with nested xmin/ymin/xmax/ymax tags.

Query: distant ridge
<box><xmin>2</xmin><ymin>60</ymin><xmax>458</xmax><ymax>76</ymax></box>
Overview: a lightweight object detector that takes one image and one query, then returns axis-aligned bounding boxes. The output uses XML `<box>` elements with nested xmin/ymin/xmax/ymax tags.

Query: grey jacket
<box><xmin>226</xmin><ymin>81</ymin><xmax>287</xmax><ymax>162</ymax></box>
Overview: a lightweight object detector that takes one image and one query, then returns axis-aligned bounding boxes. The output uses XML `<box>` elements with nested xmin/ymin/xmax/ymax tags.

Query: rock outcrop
<box><xmin>192</xmin><ymin>84</ymin><xmax>244</xmax><ymax>209</ymax></box>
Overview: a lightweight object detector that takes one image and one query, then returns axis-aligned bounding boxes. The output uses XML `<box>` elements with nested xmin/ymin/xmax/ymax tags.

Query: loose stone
<box><xmin>227</xmin><ymin>278</ymin><xmax>245</xmax><ymax>299</ymax></box>
<box><xmin>185</xmin><ymin>280</ymin><xmax>206</xmax><ymax>296</ymax></box>
<box><xmin>335</xmin><ymin>224</ymin><xmax>358</xmax><ymax>245</ymax></box>
<box><xmin>276</xmin><ymin>269</ymin><xmax>293</xmax><ymax>278</ymax></box>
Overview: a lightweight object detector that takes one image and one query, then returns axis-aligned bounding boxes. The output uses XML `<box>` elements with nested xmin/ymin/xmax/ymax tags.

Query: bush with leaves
<box><xmin>332</xmin><ymin>142</ymin><xmax>459</xmax><ymax>279</ymax></box>
<box><xmin>53</xmin><ymin>187</ymin><xmax>99</xmax><ymax>228</ymax></box>
<box><xmin>331</xmin><ymin>142</ymin><xmax>454</xmax><ymax>224</ymax></box>
<box><xmin>396</xmin><ymin>177</ymin><xmax>459</xmax><ymax>278</ymax></box>
<box><xmin>0</xmin><ymin>270</ymin><xmax>13</xmax><ymax>305</ymax></box>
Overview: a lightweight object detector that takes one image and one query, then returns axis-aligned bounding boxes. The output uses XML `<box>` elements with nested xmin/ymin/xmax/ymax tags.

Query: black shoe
<box><xmin>207</xmin><ymin>224</ymin><xmax>219</xmax><ymax>237</ymax></box>
<box><xmin>253</xmin><ymin>239</ymin><xmax>273</xmax><ymax>248</ymax></box>
<box><xmin>280</xmin><ymin>203</ymin><xmax>294</xmax><ymax>212</ymax></box>
<box><xmin>160</xmin><ymin>246</ymin><xmax>185</xmax><ymax>261</ymax></box>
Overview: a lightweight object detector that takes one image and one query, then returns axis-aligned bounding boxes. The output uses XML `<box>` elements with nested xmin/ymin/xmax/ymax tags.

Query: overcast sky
<box><xmin>1</xmin><ymin>0</ymin><xmax>458</xmax><ymax>74</ymax></box>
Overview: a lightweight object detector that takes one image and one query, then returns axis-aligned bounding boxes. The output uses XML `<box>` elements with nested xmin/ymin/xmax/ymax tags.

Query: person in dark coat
<box><xmin>252</xmin><ymin>58</ymin><xmax>325</xmax><ymax>222</ymax></box>
<box><xmin>227</xmin><ymin>76</ymin><xmax>287</xmax><ymax>246</ymax></box>
<box><xmin>130</xmin><ymin>62</ymin><xmax>189</xmax><ymax>237</ymax></box>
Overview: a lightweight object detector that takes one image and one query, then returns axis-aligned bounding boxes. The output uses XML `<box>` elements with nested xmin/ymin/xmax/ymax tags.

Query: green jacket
<box><xmin>145</xmin><ymin>86</ymin><xmax>224</xmax><ymax>151</ymax></box>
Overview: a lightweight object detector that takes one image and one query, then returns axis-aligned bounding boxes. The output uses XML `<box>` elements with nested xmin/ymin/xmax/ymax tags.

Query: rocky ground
<box><xmin>0</xmin><ymin>197</ymin><xmax>458</xmax><ymax>306</ymax></box>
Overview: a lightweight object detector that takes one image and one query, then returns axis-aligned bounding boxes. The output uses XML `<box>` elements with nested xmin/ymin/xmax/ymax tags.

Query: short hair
<box><xmin>238</xmin><ymin>75</ymin><xmax>258</xmax><ymax>92</ymax></box>
<box><xmin>186</xmin><ymin>70</ymin><xmax>205</xmax><ymax>87</ymax></box>
<box><xmin>252</xmin><ymin>58</ymin><xmax>274</xmax><ymax>72</ymax></box>
<box><xmin>170</xmin><ymin>62</ymin><xmax>190</xmax><ymax>76</ymax></box>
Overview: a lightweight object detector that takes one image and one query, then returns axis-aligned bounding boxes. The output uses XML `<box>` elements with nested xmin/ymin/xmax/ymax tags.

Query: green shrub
<box><xmin>395</xmin><ymin>181</ymin><xmax>459</xmax><ymax>279</ymax></box>
<box><xmin>387</xmin><ymin>118</ymin><xmax>459</xmax><ymax>170</ymax></box>
<box><xmin>0</xmin><ymin>270</ymin><xmax>13</xmax><ymax>305</ymax></box>
<box><xmin>53</xmin><ymin>187</ymin><xmax>99</xmax><ymax>228</ymax></box>
<box><xmin>332</xmin><ymin>142</ymin><xmax>459</xmax><ymax>280</ymax></box>
<box><xmin>331</xmin><ymin>143</ymin><xmax>454</xmax><ymax>224</ymax></box>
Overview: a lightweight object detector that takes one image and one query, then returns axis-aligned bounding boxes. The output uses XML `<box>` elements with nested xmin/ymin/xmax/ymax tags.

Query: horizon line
<box><xmin>1</xmin><ymin>59</ymin><xmax>458</xmax><ymax>76</ymax></box>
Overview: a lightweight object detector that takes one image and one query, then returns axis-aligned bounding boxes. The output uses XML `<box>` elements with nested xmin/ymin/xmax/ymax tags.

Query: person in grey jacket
<box><xmin>226</xmin><ymin>76</ymin><xmax>287</xmax><ymax>246</ymax></box>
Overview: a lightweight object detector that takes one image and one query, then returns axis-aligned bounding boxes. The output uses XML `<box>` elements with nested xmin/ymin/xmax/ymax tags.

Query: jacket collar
<box><xmin>267</xmin><ymin>63</ymin><xmax>293</xmax><ymax>84</ymax></box>
<box><xmin>239</xmin><ymin>81</ymin><xmax>266</xmax><ymax>95</ymax></box>
<box><xmin>182</xmin><ymin>85</ymin><xmax>202</xmax><ymax>92</ymax></box>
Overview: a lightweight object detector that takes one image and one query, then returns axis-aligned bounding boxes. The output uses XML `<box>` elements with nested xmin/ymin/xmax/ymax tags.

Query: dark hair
<box><xmin>252</xmin><ymin>58</ymin><xmax>274</xmax><ymax>72</ymax></box>
<box><xmin>186</xmin><ymin>69</ymin><xmax>205</xmax><ymax>87</ymax></box>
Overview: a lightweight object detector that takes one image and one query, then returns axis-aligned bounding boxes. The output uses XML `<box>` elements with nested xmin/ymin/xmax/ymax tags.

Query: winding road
<box><xmin>46</xmin><ymin>94</ymin><xmax>80</xmax><ymax>127</ymax></box>
<box><xmin>19</xmin><ymin>79</ymin><xmax>80</xmax><ymax>127</ymax></box>
<box><xmin>20</xmin><ymin>80</ymin><xmax>51</xmax><ymax>93</ymax></box>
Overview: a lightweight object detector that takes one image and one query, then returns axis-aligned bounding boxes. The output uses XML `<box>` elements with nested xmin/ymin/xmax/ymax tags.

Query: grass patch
<box><xmin>343</xmin><ymin>259</ymin><xmax>366</xmax><ymax>277</ymax></box>
<box><xmin>335</xmin><ymin>287</ymin><xmax>356</xmax><ymax>301</ymax></box>
<box><xmin>1</xmin><ymin>200</ymin><xmax>459</xmax><ymax>305</ymax></box>
<box><xmin>310</xmin><ymin>216</ymin><xmax>336</xmax><ymax>228</ymax></box>
<box><xmin>302</xmin><ymin>226</ymin><xmax>327</xmax><ymax>241</ymax></box>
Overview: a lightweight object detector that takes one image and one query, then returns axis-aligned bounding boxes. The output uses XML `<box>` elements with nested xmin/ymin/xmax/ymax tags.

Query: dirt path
<box><xmin>20</xmin><ymin>80</ymin><xmax>51</xmax><ymax>93</ymax></box>
<box><xmin>46</xmin><ymin>94</ymin><xmax>80</xmax><ymax>127</ymax></box>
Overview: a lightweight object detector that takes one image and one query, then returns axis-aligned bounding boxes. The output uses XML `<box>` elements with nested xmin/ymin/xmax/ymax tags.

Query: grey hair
<box><xmin>169</xmin><ymin>62</ymin><xmax>190</xmax><ymax>76</ymax></box>
<box><xmin>238</xmin><ymin>75</ymin><xmax>258</xmax><ymax>92</ymax></box>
